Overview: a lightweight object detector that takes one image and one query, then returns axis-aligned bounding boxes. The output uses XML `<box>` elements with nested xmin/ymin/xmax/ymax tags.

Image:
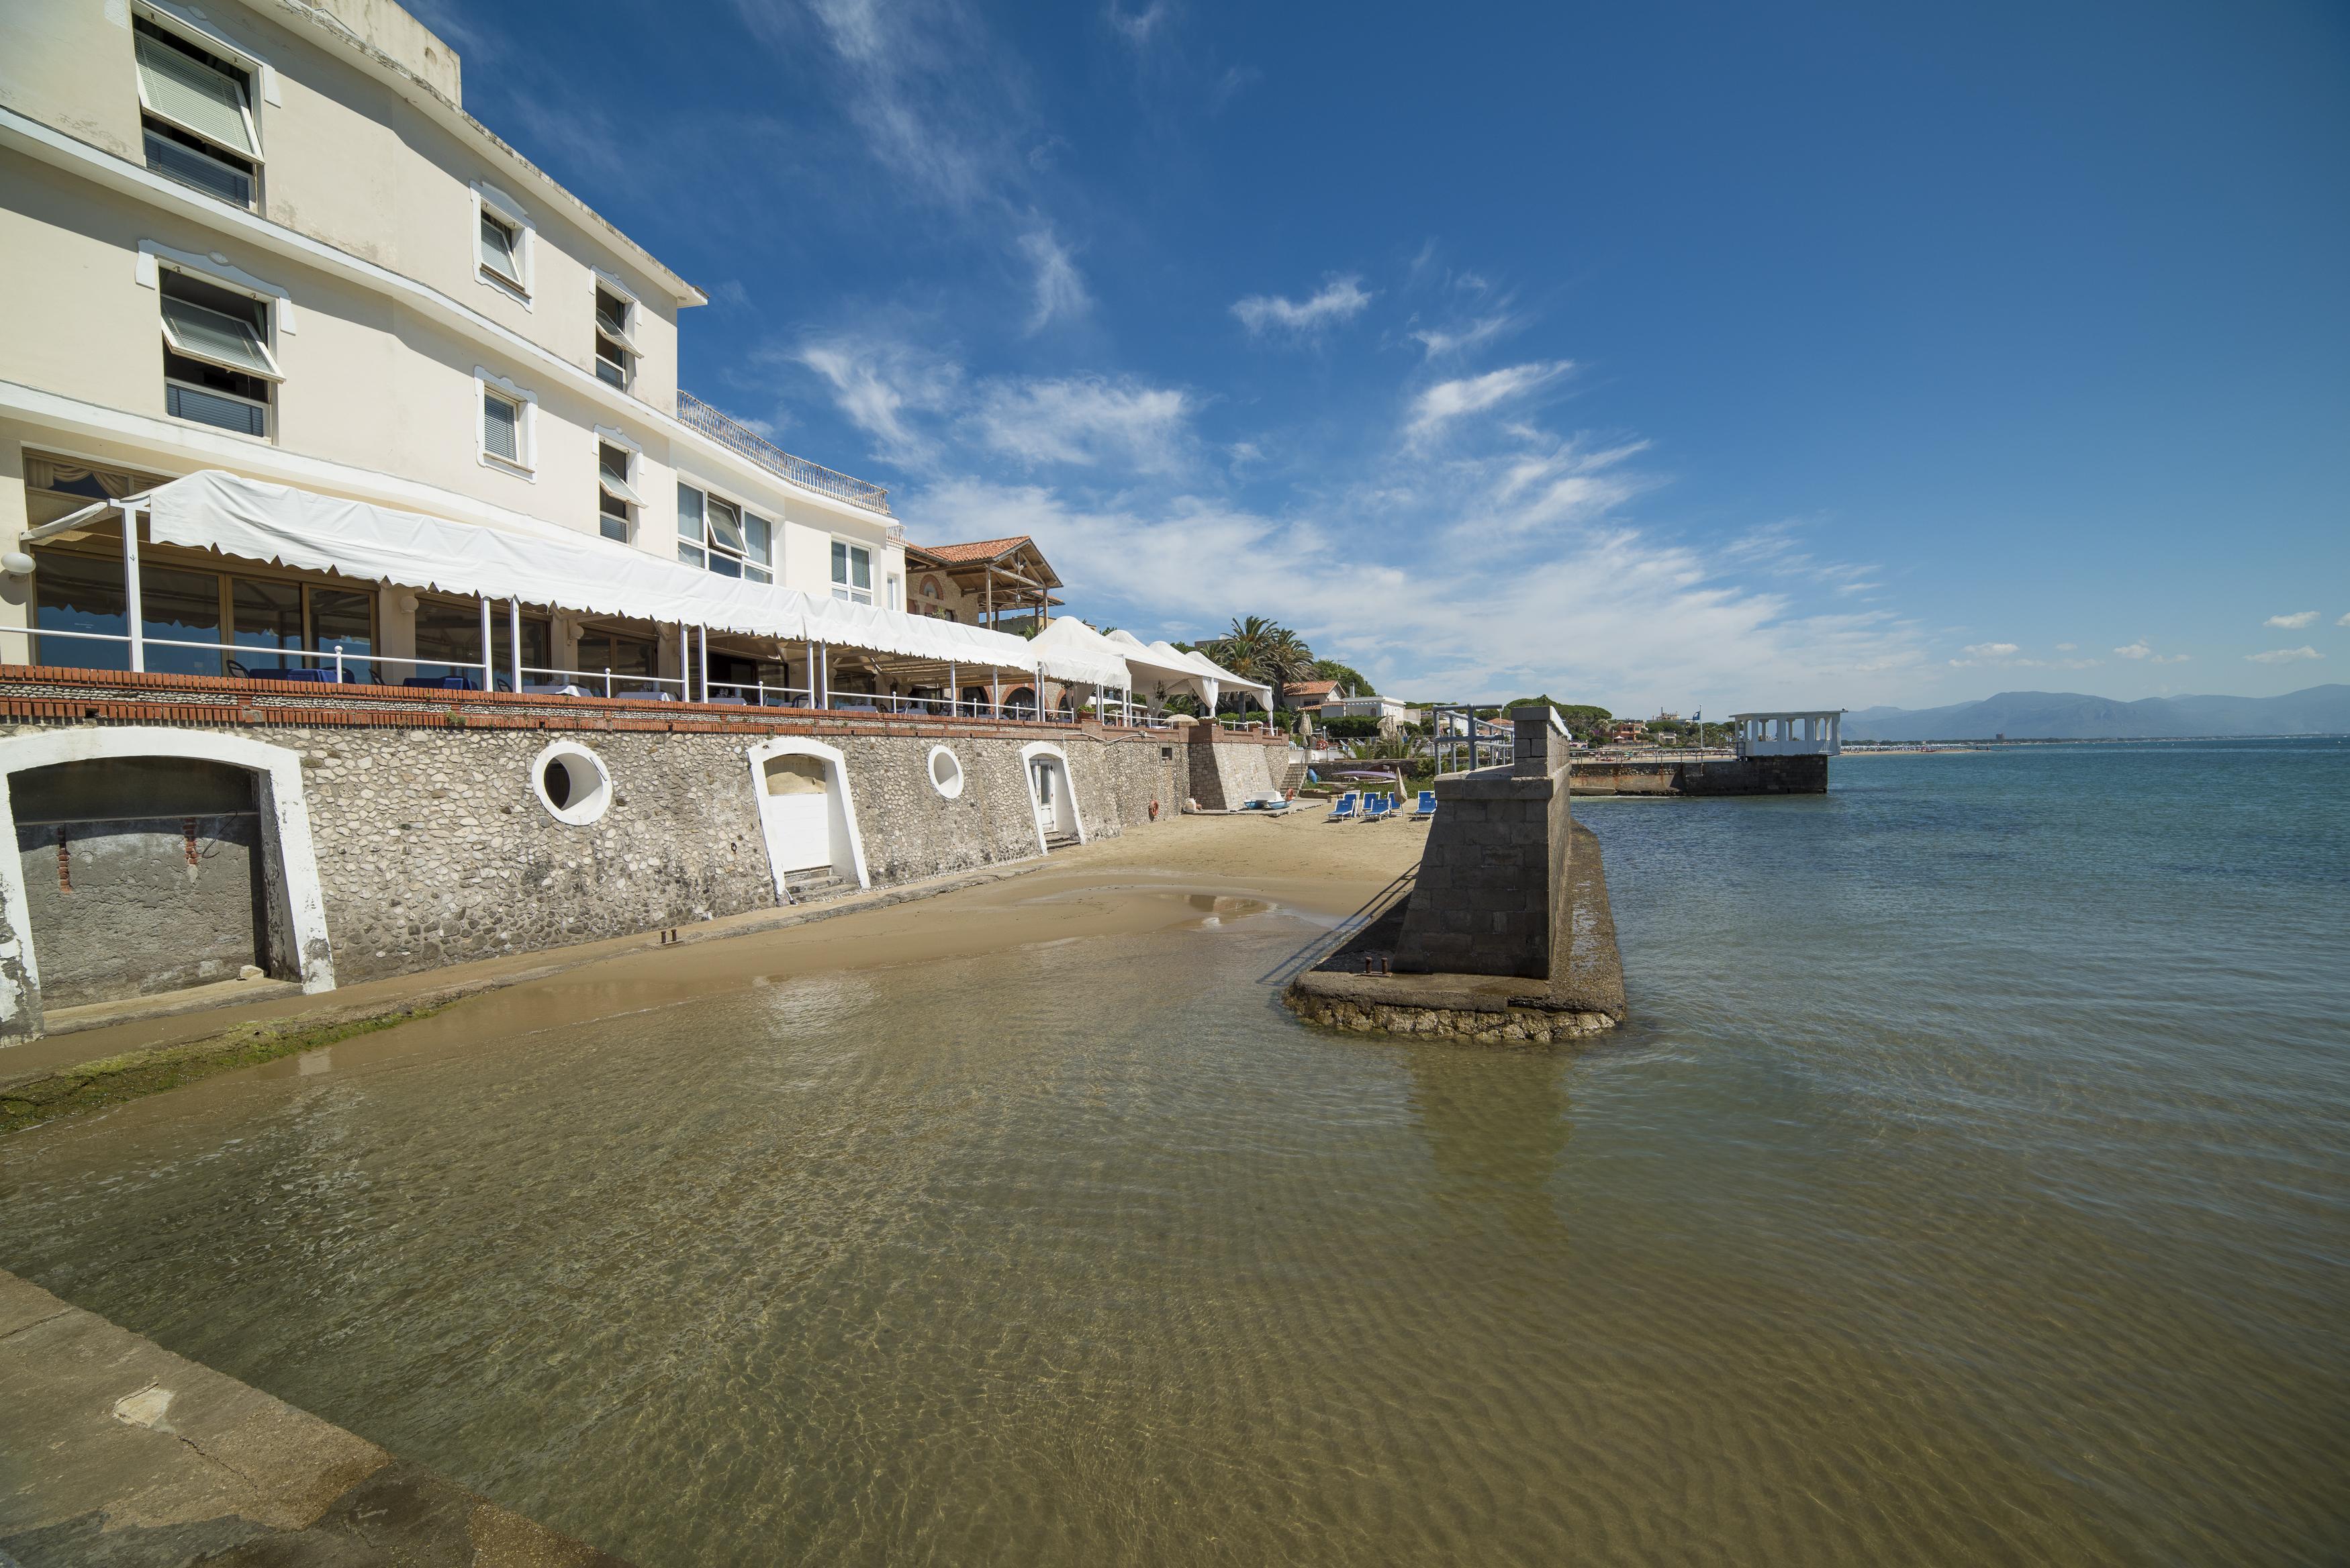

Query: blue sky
<box><xmin>416</xmin><ymin>0</ymin><xmax>2348</xmax><ymax>711</ymax></box>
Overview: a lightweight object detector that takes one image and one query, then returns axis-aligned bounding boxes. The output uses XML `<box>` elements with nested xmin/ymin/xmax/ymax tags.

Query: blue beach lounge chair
<box><xmin>1362</xmin><ymin>792</ymin><xmax>1390</xmax><ymax>822</ymax></box>
<box><xmin>1326</xmin><ymin>791</ymin><xmax>1359</xmax><ymax>822</ymax></box>
<box><xmin>1411</xmin><ymin>790</ymin><xmax>1438</xmax><ymax>820</ymax></box>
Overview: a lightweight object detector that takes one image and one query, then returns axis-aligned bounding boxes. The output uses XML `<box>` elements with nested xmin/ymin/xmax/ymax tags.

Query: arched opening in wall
<box><xmin>747</xmin><ymin>740</ymin><xmax>869</xmax><ymax>900</ymax></box>
<box><xmin>1002</xmin><ymin>686</ymin><xmax>1037</xmax><ymax>718</ymax></box>
<box><xmin>760</xmin><ymin>754</ymin><xmax>835</xmax><ymax>874</ymax></box>
<box><xmin>9</xmin><ymin>757</ymin><xmax>278</xmax><ymax>1009</ymax></box>
<box><xmin>1023</xmin><ymin>746</ymin><xmax>1082</xmax><ymax>848</ymax></box>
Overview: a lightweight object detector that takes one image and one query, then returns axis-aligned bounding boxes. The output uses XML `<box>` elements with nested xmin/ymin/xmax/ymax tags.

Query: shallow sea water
<box><xmin>3</xmin><ymin>741</ymin><xmax>2345</xmax><ymax>1565</ymax></box>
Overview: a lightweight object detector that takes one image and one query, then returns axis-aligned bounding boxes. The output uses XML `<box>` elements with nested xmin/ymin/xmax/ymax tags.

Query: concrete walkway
<box><xmin>0</xmin><ymin>1269</ymin><xmax>628</xmax><ymax>1566</ymax></box>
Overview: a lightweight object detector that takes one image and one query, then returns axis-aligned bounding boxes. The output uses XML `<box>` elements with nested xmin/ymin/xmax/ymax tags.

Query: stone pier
<box><xmin>1286</xmin><ymin>707</ymin><xmax>1624</xmax><ymax>1046</ymax></box>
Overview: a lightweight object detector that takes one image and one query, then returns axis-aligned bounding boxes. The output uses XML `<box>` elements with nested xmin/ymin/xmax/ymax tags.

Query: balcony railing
<box><xmin>676</xmin><ymin>390</ymin><xmax>892</xmax><ymax>516</ymax></box>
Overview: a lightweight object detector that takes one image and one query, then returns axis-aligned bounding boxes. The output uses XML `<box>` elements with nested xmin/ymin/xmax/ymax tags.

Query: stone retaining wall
<box><xmin>0</xmin><ymin>671</ymin><xmax>1270</xmax><ymax>1028</ymax></box>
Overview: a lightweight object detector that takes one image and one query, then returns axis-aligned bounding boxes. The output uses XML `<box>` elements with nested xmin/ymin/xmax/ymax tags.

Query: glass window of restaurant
<box><xmin>33</xmin><ymin>550</ymin><xmax>377</xmax><ymax>679</ymax></box>
<box><xmin>575</xmin><ymin>630</ymin><xmax>657</xmax><ymax>690</ymax></box>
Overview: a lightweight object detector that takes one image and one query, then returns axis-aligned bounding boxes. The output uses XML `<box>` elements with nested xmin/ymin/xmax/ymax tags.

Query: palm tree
<box><xmin>1210</xmin><ymin>616</ymin><xmax>1315</xmax><ymax>713</ymax></box>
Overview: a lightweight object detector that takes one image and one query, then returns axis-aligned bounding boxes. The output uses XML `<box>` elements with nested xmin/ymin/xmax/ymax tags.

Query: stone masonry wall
<box><xmin>1391</xmin><ymin>765</ymin><xmax>1574</xmax><ymax>980</ymax></box>
<box><xmin>0</xmin><ymin>685</ymin><xmax>1251</xmax><ymax>999</ymax></box>
<box><xmin>1184</xmin><ymin>725</ymin><xmax>1282</xmax><ymax>810</ymax></box>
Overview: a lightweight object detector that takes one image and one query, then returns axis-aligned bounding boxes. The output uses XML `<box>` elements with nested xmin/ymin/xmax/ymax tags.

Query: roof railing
<box><xmin>676</xmin><ymin>390</ymin><xmax>892</xmax><ymax>516</ymax></box>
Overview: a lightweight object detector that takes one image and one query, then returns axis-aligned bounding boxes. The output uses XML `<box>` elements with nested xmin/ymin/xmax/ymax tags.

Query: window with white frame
<box><xmin>134</xmin><ymin>14</ymin><xmax>261</xmax><ymax>208</ymax></box>
<box><xmin>831</xmin><ymin>540</ymin><xmax>874</xmax><ymax>605</ymax></box>
<box><xmin>675</xmin><ymin>483</ymin><xmax>772</xmax><ymax>582</ymax></box>
<box><xmin>159</xmin><ymin>265</ymin><xmax>279</xmax><ymax>436</ymax></box>
<box><xmin>594</xmin><ymin>281</ymin><xmax>637</xmax><ymax>389</ymax></box>
<box><xmin>473</xmin><ymin>185</ymin><xmax>532</xmax><ymax>302</ymax></box>
<box><xmin>475</xmin><ymin>369</ymin><xmax>536</xmax><ymax>475</ymax></box>
<box><xmin>597</xmin><ymin>440</ymin><xmax>641</xmax><ymax>542</ymax></box>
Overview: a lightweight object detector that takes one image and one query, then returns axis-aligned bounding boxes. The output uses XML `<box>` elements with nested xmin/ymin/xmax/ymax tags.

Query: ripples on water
<box><xmin>3</xmin><ymin>742</ymin><xmax>2345</xmax><ymax>1565</ymax></box>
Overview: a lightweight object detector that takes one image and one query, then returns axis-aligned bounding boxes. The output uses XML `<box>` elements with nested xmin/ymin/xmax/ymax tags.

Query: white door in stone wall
<box><xmin>760</xmin><ymin>755</ymin><xmax>833</xmax><ymax>873</ymax></box>
<box><xmin>1029</xmin><ymin>758</ymin><xmax>1058</xmax><ymax>838</ymax></box>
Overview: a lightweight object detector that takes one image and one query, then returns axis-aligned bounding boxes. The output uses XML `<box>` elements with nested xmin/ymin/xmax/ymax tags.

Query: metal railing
<box><xmin>676</xmin><ymin>391</ymin><xmax>893</xmax><ymax>516</ymax></box>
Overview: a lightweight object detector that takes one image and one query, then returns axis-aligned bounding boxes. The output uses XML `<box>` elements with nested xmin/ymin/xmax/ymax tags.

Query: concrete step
<box><xmin>1278</xmin><ymin>761</ymin><xmax>1308</xmax><ymax>795</ymax></box>
<box><xmin>1043</xmin><ymin>832</ymin><xmax>1080</xmax><ymax>851</ymax></box>
<box><xmin>782</xmin><ymin>871</ymin><xmax>851</xmax><ymax>902</ymax></box>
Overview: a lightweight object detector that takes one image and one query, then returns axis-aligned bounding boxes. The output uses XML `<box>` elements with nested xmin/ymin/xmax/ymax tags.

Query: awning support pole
<box><xmin>698</xmin><ymin>624</ymin><xmax>709</xmax><ymax>702</ymax></box>
<box><xmin>477</xmin><ymin>596</ymin><xmax>493</xmax><ymax>689</ymax></box>
<box><xmin>508</xmin><ymin>600</ymin><xmax>522</xmax><ymax>691</ymax></box>
<box><xmin>122</xmin><ymin>503</ymin><xmax>144</xmax><ymax>673</ymax></box>
<box><xmin>803</xmin><ymin>640</ymin><xmax>814</xmax><ymax>707</ymax></box>
<box><xmin>949</xmin><ymin>661</ymin><xmax>957</xmax><ymax>717</ymax></box>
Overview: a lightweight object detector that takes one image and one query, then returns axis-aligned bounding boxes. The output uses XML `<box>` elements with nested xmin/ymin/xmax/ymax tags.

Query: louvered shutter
<box><xmin>136</xmin><ymin>34</ymin><xmax>254</xmax><ymax>155</ymax></box>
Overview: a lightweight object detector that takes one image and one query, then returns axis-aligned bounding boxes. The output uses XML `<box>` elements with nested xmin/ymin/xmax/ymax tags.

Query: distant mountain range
<box><xmin>1842</xmin><ymin>685</ymin><xmax>2350</xmax><ymax>742</ymax></box>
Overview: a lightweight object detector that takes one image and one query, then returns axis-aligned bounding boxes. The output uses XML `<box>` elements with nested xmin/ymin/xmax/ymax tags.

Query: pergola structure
<box><xmin>904</xmin><ymin>536</ymin><xmax>1064</xmax><ymax>631</ymax></box>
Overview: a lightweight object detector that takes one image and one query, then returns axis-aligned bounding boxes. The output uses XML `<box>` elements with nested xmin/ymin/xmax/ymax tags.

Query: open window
<box><xmin>594</xmin><ymin>280</ymin><xmax>637</xmax><ymax>389</ymax></box>
<box><xmin>159</xmin><ymin>266</ymin><xmax>279</xmax><ymax>436</ymax></box>
<box><xmin>473</xmin><ymin>184</ymin><xmax>532</xmax><ymax>303</ymax></box>
<box><xmin>676</xmin><ymin>483</ymin><xmax>773</xmax><ymax>583</ymax></box>
<box><xmin>598</xmin><ymin>440</ymin><xmax>641</xmax><ymax>542</ymax></box>
<box><xmin>134</xmin><ymin>15</ymin><xmax>261</xmax><ymax>208</ymax></box>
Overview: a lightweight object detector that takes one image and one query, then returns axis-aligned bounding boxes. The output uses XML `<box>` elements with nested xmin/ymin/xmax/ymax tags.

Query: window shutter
<box><xmin>160</xmin><ymin>292</ymin><xmax>279</xmax><ymax>379</ymax></box>
<box><xmin>483</xmin><ymin>392</ymin><xmax>520</xmax><ymax>461</ymax></box>
<box><xmin>479</xmin><ymin>211</ymin><xmax>520</xmax><ymax>281</ymax></box>
<box><xmin>137</xmin><ymin>35</ymin><xmax>254</xmax><ymax>155</ymax></box>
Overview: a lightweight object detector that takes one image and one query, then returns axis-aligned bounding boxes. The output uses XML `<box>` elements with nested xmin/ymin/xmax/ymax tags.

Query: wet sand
<box><xmin>5</xmin><ymin>809</ymin><xmax>1427</xmax><ymax>1086</ymax></box>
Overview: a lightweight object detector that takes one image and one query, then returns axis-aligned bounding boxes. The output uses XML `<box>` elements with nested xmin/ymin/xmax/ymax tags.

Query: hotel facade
<box><xmin>0</xmin><ymin>0</ymin><xmax>1284</xmax><ymax>1038</ymax></box>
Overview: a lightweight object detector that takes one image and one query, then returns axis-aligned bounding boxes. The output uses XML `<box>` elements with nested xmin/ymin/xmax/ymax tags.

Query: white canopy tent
<box><xmin>31</xmin><ymin>470</ymin><xmax>1043</xmax><ymax>696</ymax></box>
<box><xmin>1166</xmin><ymin>643</ymin><xmax>1274</xmax><ymax>712</ymax></box>
<box><xmin>1026</xmin><ymin>616</ymin><xmax>1135</xmax><ymax>691</ymax></box>
<box><xmin>1102</xmin><ymin>628</ymin><xmax>1214</xmax><ymax>709</ymax></box>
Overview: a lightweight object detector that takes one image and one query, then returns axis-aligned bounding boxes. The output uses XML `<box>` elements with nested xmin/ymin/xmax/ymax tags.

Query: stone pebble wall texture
<box><xmin>1</xmin><ymin>723</ymin><xmax>1198</xmax><ymax>989</ymax></box>
<box><xmin>1284</xmin><ymin>993</ymin><xmax>1619</xmax><ymax>1046</ymax></box>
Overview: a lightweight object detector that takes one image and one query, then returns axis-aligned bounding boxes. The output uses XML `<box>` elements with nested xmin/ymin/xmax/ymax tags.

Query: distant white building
<box><xmin>1731</xmin><ymin>710</ymin><xmax>1844</xmax><ymax>757</ymax></box>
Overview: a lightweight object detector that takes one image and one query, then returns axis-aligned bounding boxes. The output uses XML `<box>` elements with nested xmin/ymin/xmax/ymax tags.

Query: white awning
<box><xmin>1167</xmin><ymin>643</ymin><xmax>1273</xmax><ymax>708</ymax></box>
<box><xmin>1028</xmin><ymin>616</ymin><xmax>1136</xmax><ymax>688</ymax></box>
<box><xmin>1104</xmin><ymin>628</ymin><xmax>1214</xmax><ymax>700</ymax></box>
<box><xmin>39</xmin><ymin>470</ymin><xmax>1040</xmax><ymax>671</ymax></box>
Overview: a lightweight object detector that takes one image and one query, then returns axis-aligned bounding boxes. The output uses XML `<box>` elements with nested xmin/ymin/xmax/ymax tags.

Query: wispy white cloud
<box><xmin>792</xmin><ymin>334</ymin><xmax>963</xmax><ymax>468</ymax></box>
<box><xmin>1108</xmin><ymin>0</ymin><xmax>1172</xmax><ymax>47</ymax></box>
<box><xmin>1017</xmin><ymin>226</ymin><xmax>1091</xmax><ymax>332</ymax></box>
<box><xmin>1407</xmin><ymin>361</ymin><xmax>1572</xmax><ymax>439</ymax></box>
<box><xmin>2339</xmin><ymin>612</ymin><xmax>2350</xmax><ymax>628</ymax></box>
<box><xmin>2055</xmin><ymin>642</ymin><xmax>2077</xmax><ymax>651</ymax></box>
<box><xmin>2247</xmin><ymin>646</ymin><xmax>2322</xmax><ymax>665</ymax></box>
<box><xmin>1411</xmin><ymin>312</ymin><xmax>1522</xmax><ymax>360</ymax></box>
<box><xmin>2115</xmin><ymin>640</ymin><xmax>2190</xmax><ymax>665</ymax></box>
<box><xmin>1209</xmin><ymin>64</ymin><xmax>1260</xmax><ymax>112</ymax></box>
<box><xmin>971</xmin><ymin>375</ymin><xmax>1191</xmax><ymax>471</ymax></box>
<box><xmin>1232</xmin><ymin>277</ymin><xmax>1374</xmax><ymax>338</ymax></box>
<box><xmin>2265</xmin><ymin>610</ymin><xmax>2319</xmax><ymax>629</ymax></box>
<box><xmin>1962</xmin><ymin>642</ymin><xmax>2020</xmax><ymax>658</ymax></box>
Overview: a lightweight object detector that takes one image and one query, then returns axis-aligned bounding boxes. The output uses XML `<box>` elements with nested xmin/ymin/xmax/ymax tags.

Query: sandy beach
<box><xmin>3</xmin><ymin>809</ymin><xmax>1430</xmax><ymax>1091</ymax></box>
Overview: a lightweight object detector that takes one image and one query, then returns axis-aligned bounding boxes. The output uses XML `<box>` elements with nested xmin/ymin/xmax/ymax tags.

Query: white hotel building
<box><xmin>0</xmin><ymin>0</ymin><xmax>1145</xmax><ymax>707</ymax></box>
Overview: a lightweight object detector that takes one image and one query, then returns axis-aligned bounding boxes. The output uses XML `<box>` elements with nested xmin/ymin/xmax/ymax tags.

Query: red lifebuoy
<box><xmin>1149</xmin><ymin>799</ymin><xmax>1160</xmax><ymax>820</ymax></box>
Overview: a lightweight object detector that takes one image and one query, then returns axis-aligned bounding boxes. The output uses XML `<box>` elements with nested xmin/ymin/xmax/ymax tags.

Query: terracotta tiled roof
<box><xmin>1285</xmin><ymin>679</ymin><xmax>1341</xmax><ymax>701</ymax></box>
<box><xmin>912</xmin><ymin>536</ymin><xmax>1031</xmax><ymax>565</ymax></box>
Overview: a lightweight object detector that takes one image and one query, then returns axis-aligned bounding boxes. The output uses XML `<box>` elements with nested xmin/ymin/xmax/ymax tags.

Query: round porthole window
<box><xmin>927</xmin><ymin>744</ymin><xmax>966</xmax><ymax>799</ymax></box>
<box><xmin>532</xmin><ymin>741</ymin><xmax>612</xmax><ymax>825</ymax></box>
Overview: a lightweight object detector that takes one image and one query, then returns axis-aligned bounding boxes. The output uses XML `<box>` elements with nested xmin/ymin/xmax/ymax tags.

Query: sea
<box><xmin>1</xmin><ymin>738</ymin><xmax>2343</xmax><ymax>1565</ymax></box>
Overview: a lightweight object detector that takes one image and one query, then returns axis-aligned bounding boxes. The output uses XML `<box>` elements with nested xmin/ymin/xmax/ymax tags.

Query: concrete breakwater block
<box><xmin>1285</xmin><ymin>821</ymin><xmax>1626</xmax><ymax>1046</ymax></box>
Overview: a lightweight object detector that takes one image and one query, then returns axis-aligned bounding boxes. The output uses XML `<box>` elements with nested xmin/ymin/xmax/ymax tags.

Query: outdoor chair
<box><xmin>1361</xmin><ymin>793</ymin><xmax>1389</xmax><ymax>822</ymax></box>
<box><xmin>1326</xmin><ymin>791</ymin><xmax>1358</xmax><ymax>822</ymax></box>
<box><xmin>1411</xmin><ymin>790</ymin><xmax>1438</xmax><ymax>820</ymax></box>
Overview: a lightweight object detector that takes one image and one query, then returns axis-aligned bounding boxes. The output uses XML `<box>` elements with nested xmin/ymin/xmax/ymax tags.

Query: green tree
<box><xmin>1313</xmin><ymin>658</ymin><xmax>1374</xmax><ymax>695</ymax></box>
<box><xmin>1209</xmin><ymin>616</ymin><xmax>1317</xmax><ymax>711</ymax></box>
